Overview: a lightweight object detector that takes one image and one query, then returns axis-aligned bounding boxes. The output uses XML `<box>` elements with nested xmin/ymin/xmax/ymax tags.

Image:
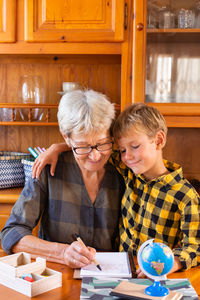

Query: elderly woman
<box><xmin>1</xmin><ymin>90</ymin><xmax>125</xmax><ymax>269</ymax></box>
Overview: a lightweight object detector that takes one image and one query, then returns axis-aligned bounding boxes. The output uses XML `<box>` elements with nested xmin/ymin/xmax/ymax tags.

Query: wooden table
<box><xmin>0</xmin><ymin>249</ymin><xmax>199</xmax><ymax>299</ymax></box>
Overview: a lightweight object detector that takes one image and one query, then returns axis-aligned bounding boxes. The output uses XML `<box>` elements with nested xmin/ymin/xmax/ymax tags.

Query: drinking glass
<box><xmin>159</xmin><ymin>7</ymin><xmax>175</xmax><ymax>29</ymax></box>
<box><xmin>0</xmin><ymin>108</ymin><xmax>16</xmax><ymax>121</ymax></box>
<box><xmin>18</xmin><ymin>75</ymin><xmax>45</xmax><ymax>121</ymax></box>
<box><xmin>178</xmin><ymin>9</ymin><xmax>195</xmax><ymax>29</ymax></box>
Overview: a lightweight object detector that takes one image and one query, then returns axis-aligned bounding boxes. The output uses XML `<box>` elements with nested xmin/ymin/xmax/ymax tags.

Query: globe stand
<box><xmin>145</xmin><ymin>280</ymin><xmax>169</xmax><ymax>297</ymax></box>
<box><xmin>137</xmin><ymin>239</ymin><xmax>174</xmax><ymax>298</ymax></box>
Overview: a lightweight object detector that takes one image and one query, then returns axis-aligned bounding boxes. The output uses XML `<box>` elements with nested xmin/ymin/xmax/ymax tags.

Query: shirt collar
<box><xmin>135</xmin><ymin>159</ymin><xmax>183</xmax><ymax>187</ymax></box>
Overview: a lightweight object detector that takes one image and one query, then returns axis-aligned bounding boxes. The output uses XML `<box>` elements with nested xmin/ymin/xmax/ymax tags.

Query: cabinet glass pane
<box><xmin>146</xmin><ymin>0</ymin><xmax>200</xmax><ymax>103</ymax></box>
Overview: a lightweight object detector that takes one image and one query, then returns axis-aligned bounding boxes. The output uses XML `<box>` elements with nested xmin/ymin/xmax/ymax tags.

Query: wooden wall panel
<box><xmin>164</xmin><ymin>128</ymin><xmax>200</xmax><ymax>181</ymax></box>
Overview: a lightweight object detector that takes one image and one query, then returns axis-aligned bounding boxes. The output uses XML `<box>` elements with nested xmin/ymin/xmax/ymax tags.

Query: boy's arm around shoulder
<box><xmin>32</xmin><ymin>143</ymin><xmax>69</xmax><ymax>178</ymax></box>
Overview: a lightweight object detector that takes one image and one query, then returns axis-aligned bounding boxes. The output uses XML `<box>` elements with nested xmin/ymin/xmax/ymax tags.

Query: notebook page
<box><xmin>80</xmin><ymin>252</ymin><xmax>132</xmax><ymax>278</ymax></box>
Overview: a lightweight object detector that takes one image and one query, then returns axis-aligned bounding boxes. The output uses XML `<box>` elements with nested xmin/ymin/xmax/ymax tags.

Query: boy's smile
<box><xmin>117</xmin><ymin>128</ymin><xmax>167</xmax><ymax>180</ymax></box>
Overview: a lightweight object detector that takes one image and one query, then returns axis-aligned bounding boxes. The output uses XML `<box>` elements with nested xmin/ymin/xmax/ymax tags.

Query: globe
<box><xmin>137</xmin><ymin>239</ymin><xmax>174</xmax><ymax>297</ymax></box>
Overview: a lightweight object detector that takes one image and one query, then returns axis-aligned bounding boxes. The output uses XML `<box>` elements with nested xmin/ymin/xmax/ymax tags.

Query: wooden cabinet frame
<box><xmin>132</xmin><ymin>0</ymin><xmax>200</xmax><ymax>127</ymax></box>
<box><xmin>0</xmin><ymin>0</ymin><xmax>16</xmax><ymax>43</ymax></box>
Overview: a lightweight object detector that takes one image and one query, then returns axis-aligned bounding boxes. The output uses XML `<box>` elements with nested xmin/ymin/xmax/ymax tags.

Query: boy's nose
<box><xmin>125</xmin><ymin>149</ymin><xmax>134</xmax><ymax>160</ymax></box>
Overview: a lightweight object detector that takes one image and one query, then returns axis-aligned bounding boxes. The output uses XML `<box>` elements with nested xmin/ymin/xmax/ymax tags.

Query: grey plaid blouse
<box><xmin>1</xmin><ymin>151</ymin><xmax>125</xmax><ymax>253</ymax></box>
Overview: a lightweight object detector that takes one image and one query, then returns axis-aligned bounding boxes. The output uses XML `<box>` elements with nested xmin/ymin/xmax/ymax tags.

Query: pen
<box><xmin>74</xmin><ymin>234</ymin><xmax>102</xmax><ymax>271</ymax></box>
<box><xmin>28</xmin><ymin>147</ymin><xmax>38</xmax><ymax>158</ymax></box>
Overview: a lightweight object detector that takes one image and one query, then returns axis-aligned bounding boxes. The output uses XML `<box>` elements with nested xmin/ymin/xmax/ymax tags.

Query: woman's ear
<box><xmin>61</xmin><ymin>133</ymin><xmax>71</xmax><ymax>146</ymax></box>
<box><xmin>155</xmin><ymin>130</ymin><xmax>166</xmax><ymax>150</ymax></box>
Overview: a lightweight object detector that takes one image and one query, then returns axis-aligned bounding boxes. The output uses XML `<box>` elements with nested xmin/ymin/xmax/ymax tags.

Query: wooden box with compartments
<box><xmin>0</xmin><ymin>252</ymin><xmax>62</xmax><ymax>297</ymax></box>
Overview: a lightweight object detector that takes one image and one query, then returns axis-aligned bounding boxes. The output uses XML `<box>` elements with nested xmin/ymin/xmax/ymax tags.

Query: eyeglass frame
<box><xmin>71</xmin><ymin>141</ymin><xmax>114</xmax><ymax>155</ymax></box>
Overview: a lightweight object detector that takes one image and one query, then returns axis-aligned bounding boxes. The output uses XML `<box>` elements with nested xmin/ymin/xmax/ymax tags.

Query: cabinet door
<box><xmin>0</xmin><ymin>0</ymin><xmax>16</xmax><ymax>43</ymax></box>
<box><xmin>132</xmin><ymin>0</ymin><xmax>200</xmax><ymax>127</ymax></box>
<box><xmin>25</xmin><ymin>0</ymin><xmax>124</xmax><ymax>42</ymax></box>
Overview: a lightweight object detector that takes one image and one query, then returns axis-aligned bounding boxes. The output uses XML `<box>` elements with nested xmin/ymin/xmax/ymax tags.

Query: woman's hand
<box><xmin>63</xmin><ymin>242</ymin><xmax>96</xmax><ymax>268</ymax></box>
<box><xmin>32</xmin><ymin>143</ymin><xmax>68</xmax><ymax>178</ymax></box>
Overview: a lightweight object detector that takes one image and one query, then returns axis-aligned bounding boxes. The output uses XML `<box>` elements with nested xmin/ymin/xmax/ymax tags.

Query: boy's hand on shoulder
<box><xmin>32</xmin><ymin>144</ymin><xmax>59</xmax><ymax>178</ymax></box>
<box><xmin>32</xmin><ymin>143</ymin><xmax>70</xmax><ymax>179</ymax></box>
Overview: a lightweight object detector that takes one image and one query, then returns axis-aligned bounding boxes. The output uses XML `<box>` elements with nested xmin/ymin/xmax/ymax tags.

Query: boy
<box><xmin>110</xmin><ymin>103</ymin><xmax>200</xmax><ymax>275</ymax></box>
<box><xmin>31</xmin><ymin>103</ymin><xmax>200</xmax><ymax>275</ymax></box>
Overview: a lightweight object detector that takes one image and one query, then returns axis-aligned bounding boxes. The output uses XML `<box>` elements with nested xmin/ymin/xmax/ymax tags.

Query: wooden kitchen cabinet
<box><xmin>132</xmin><ymin>0</ymin><xmax>200</xmax><ymax>127</ymax></box>
<box><xmin>0</xmin><ymin>0</ymin><xmax>132</xmax><ymax>129</ymax></box>
<box><xmin>0</xmin><ymin>0</ymin><xmax>16</xmax><ymax>43</ymax></box>
<box><xmin>24</xmin><ymin>0</ymin><xmax>124</xmax><ymax>42</ymax></box>
<box><xmin>0</xmin><ymin>0</ymin><xmax>124</xmax><ymax>44</ymax></box>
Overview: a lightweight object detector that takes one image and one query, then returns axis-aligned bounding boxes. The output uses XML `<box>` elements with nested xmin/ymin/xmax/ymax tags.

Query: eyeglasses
<box><xmin>72</xmin><ymin>141</ymin><xmax>114</xmax><ymax>155</ymax></box>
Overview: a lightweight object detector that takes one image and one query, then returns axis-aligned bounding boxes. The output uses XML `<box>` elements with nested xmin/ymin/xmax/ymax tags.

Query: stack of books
<box><xmin>80</xmin><ymin>277</ymin><xmax>199</xmax><ymax>299</ymax></box>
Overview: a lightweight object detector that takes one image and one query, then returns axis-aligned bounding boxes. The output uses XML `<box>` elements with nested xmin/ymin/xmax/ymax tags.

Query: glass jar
<box><xmin>194</xmin><ymin>1</ymin><xmax>200</xmax><ymax>28</ymax></box>
<box><xmin>18</xmin><ymin>75</ymin><xmax>45</xmax><ymax>121</ymax></box>
<box><xmin>158</xmin><ymin>7</ymin><xmax>175</xmax><ymax>29</ymax></box>
<box><xmin>178</xmin><ymin>8</ymin><xmax>195</xmax><ymax>29</ymax></box>
<box><xmin>0</xmin><ymin>108</ymin><xmax>16</xmax><ymax>121</ymax></box>
<box><xmin>147</xmin><ymin>2</ymin><xmax>157</xmax><ymax>28</ymax></box>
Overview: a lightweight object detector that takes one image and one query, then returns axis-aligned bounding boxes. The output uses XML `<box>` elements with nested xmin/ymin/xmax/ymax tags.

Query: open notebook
<box><xmin>80</xmin><ymin>252</ymin><xmax>132</xmax><ymax>278</ymax></box>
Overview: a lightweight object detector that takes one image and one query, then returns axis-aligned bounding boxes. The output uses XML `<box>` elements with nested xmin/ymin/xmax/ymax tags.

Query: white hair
<box><xmin>57</xmin><ymin>89</ymin><xmax>115</xmax><ymax>136</ymax></box>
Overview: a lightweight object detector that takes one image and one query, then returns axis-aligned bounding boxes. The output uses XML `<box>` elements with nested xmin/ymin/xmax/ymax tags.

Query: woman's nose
<box><xmin>88</xmin><ymin>149</ymin><xmax>101</xmax><ymax>160</ymax></box>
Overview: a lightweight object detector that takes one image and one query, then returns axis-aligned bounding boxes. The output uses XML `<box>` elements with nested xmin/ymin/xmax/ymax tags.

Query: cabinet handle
<box><xmin>136</xmin><ymin>23</ymin><xmax>144</xmax><ymax>31</ymax></box>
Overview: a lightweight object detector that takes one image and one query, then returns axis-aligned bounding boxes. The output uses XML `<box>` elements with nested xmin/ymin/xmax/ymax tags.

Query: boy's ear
<box><xmin>155</xmin><ymin>130</ymin><xmax>166</xmax><ymax>150</ymax></box>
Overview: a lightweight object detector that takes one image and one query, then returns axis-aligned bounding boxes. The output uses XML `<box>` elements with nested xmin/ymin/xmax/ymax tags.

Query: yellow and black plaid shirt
<box><xmin>110</xmin><ymin>150</ymin><xmax>200</xmax><ymax>270</ymax></box>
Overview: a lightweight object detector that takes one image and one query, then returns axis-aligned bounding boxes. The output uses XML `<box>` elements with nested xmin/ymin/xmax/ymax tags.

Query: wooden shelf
<box><xmin>147</xmin><ymin>103</ymin><xmax>200</xmax><ymax>127</ymax></box>
<box><xmin>147</xmin><ymin>29</ymin><xmax>200</xmax><ymax>33</ymax></box>
<box><xmin>0</xmin><ymin>103</ymin><xmax>121</xmax><ymax>126</ymax></box>
<box><xmin>0</xmin><ymin>103</ymin><xmax>58</xmax><ymax>125</ymax></box>
<box><xmin>0</xmin><ymin>122</ymin><xmax>58</xmax><ymax>126</ymax></box>
<box><xmin>147</xmin><ymin>29</ymin><xmax>200</xmax><ymax>43</ymax></box>
<box><xmin>0</xmin><ymin>42</ymin><xmax>122</xmax><ymax>55</ymax></box>
<box><xmin>147</xmin><ymin>103</ymin><xmax>200</xmax><ymax>116</ymax></box>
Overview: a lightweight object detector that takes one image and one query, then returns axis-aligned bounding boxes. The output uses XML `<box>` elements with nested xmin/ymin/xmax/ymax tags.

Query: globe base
<box><xmin>145</xmin><ymin>280</ymin><xmax>169</xmax><ymax>297</ymax></box>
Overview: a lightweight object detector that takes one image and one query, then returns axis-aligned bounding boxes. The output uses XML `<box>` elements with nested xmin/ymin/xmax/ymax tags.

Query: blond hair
<box><xmin>113</xmin><ymin>103</ymin><xmax>167</xmax><ymax>140</ymax></box>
